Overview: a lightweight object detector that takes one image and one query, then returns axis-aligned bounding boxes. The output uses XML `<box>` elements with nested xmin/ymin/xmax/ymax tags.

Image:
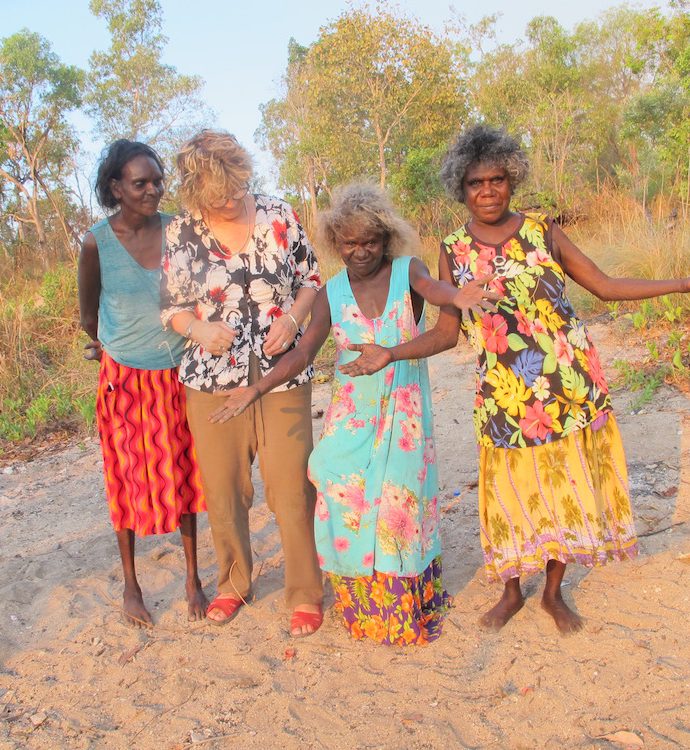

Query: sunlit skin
<box><xmin>462</xmin><ymin>162</ymin><xmax>522</xmax><ymax>242</ymax></box>
<box><xmin>78</xmin><ymin>152</ymin><xmax>208</xmax><ymax>625</ymax></box>
<box><xmin>336</xmin><ymin>222</ymin><xmax>398</xmax><ymax>318</ymax></box>
<box><xmin>111</xmin><ymin>154</ymin><xmax>165</xmax><ymax>233</ymax></box>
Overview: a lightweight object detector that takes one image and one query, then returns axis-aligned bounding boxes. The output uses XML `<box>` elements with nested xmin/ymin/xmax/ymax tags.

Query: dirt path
<box><xmin>1</xmin><ymin>322</ymin><xmax>689</xmax><ymax>750</ymax></box>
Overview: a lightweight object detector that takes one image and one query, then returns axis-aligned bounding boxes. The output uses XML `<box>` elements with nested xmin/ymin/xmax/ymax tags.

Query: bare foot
<box><xmin>186</xmin><ymin>577</ymin><xmax>209</xmax><ymax>621</ymax></box>
<box><xmin>123</xmin><ymin>585</ymin><xmax>153</xmax><ymax>628</ymax></box>
<box><xmin>541</xmin><ymin>593</ymin><xmax>583</xmax><ymax>634</ymax></box>
<box><xmin>479</xmin><ymin>588</ymin><xmax>524</xmax><ymax>631</ymax></box>
<box><xmin>207</xmin><ymin>594</ymin><xmax>244</xmax><ymax>624</ymax></box>
<box><xmin>290</xmin><ymin>603</ymin><xmax>323</xmax><ymax>637</ymax></box>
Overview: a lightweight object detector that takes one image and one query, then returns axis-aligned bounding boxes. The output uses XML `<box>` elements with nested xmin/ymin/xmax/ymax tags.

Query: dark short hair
<box><xmin>95</xmin><ymin>139</ymin><xmax>165</xmax><ymax>209</ymax></box>
<box><xmin>440</xmin><ymin>125</ymin><xmax>529</xmax><ymax>203</ymax></box>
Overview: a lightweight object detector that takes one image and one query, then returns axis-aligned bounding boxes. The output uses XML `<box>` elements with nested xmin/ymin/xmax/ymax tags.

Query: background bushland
<box><xmin>1</xmin><ymin>1</ymin><xmax>689</xmax><ymax>451</ymax></box>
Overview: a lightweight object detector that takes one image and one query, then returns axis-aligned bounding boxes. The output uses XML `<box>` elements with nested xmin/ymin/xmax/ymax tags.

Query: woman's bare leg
<box><xmin>179</xmin><ymin>513</ymin><xmax>208</xmax><ymax>621</ymax></box>
<box><xmin>116</xmin><ymin>529</ymin><xmax>152</xmax><ymax>627</ymax></box>
<box><xmin>541</xmin><ymin>560</ymin><xmax>583</xmax><ymax>633</ymax></box>
<box><xmin>480</xmin><ymin>576</ymin><xmax>524</xmax><ymax>630</ymax></box>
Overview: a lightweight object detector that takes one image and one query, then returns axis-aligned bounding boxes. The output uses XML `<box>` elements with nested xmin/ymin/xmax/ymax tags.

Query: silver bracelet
<box><xmin>184</xmin><ymin>319</ymin><xmax>195</xmax><ymax>339</ymax></box>
<box><xmin>286</xmin><ymin>312</ymin><xmax>299</xmax><ymax>331</ymax></box>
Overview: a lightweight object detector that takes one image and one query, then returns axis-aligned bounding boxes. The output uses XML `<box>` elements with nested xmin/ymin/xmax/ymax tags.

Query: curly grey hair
<box><xmin>318</xmin><ymin>183</ymin><xmax>420</xmax><ymax>258</ymax></box>
<box><xmin>440</xmin><ymin>125</ymin><xmax>529</xmax><ymax>203</ymax></box>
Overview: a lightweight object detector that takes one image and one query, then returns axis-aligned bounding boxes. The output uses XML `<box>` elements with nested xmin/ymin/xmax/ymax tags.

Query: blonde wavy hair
<box><xmin>318</xmin><ymin>183</ymin><xmax>420</xmax><ymax>259</ymax></box>
<box><xmin>176</xmin><ymin>129</ymin><xmax>253</xmax><ymax>213</ymax></box>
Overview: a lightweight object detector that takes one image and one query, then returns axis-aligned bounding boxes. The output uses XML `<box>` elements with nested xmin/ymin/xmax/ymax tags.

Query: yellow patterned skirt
<box><xmin>479</xmin><ymin>413</ymin><xmax>638</xmax><ymax>582</ymax></box>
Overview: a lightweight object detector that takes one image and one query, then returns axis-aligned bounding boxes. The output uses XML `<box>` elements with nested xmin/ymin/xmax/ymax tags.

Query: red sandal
<box><xmin>206</xmin><ymin>596</ymin><xmax>243</xmax><ymax>627</ymax></box>
<box><xmin>290</xmin><ymin>607</ymin><xmax>323</xmax><ymax>638</ymax></box>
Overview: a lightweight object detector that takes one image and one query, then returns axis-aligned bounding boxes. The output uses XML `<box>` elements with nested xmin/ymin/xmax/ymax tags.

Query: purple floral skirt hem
<box><xmin>328</xmin><ymin>556</ymin><xmax>450</xmax><ymax>646</ymax></box>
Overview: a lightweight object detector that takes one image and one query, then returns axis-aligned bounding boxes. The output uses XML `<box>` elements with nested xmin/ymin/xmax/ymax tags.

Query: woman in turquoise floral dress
<box><xmin>211</xmin><ymin>184</ymin><xmax>497</xmax><ymax>644</ymax></box>
<box><xmin>350</xmin><ymin>125</ymin><xmax>690</xmax><ymax>634</ymax></box>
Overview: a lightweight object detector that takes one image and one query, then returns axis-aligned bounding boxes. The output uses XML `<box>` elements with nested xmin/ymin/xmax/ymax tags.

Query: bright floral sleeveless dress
<box><xmin>442</xmin><ymin>213</ymin><xmax>638</xmax><ymax>582</ymax></box>
<box><xmin>309</xmin><ymin>256</ymin><xmax>449</xmax><ymax>644</ymax></box>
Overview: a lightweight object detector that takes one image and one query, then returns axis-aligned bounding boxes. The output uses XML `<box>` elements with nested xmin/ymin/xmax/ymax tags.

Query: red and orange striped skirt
<box><xmin>96</xmin><ymin>351</ymin><xmax>205</xmax><ymax>536</ymax></box>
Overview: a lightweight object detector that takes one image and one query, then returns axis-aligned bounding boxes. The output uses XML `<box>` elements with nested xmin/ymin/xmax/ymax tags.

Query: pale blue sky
<box><xmin>4</xmin><ymin>0</ymin><xmax>672</xmax><ymax>187</ymax></box>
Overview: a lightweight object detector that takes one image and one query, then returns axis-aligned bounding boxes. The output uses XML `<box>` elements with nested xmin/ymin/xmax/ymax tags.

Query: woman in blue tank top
<box><xmin>78</xmin><ymin>140</ymin><xmax>207</xmax><ymax>627</ymax></box>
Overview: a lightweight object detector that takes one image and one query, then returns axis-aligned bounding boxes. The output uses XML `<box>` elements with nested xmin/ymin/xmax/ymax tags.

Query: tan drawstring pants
<box><xmin>185</xmin><ymin>374</ymin><xmax>323</xmax><ymax>609</ymax></box>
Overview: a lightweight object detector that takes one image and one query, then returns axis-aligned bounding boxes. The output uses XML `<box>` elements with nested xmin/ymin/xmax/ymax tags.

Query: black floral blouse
<box><xmin>161</xmin><ymin>194</ymin><xmax>321</xmax><ymax>393</ymax></box>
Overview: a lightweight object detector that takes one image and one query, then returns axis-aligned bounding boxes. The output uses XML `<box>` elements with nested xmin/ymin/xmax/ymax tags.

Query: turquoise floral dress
<box><xmin>309</xmin><ymin>256</ymin><xmax>449</xmax><ymax>644</ymax></box>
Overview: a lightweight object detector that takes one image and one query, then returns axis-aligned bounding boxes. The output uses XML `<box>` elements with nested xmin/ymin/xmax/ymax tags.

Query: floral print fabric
<box><xmin>160</xmin><ymin>195</ymin><xmax>321</xmax><ymax>393</ymax></box>
<box><xmin>479</xmin><ymin>413</ymin><xmax>638</xmax><ymax>582</ymax></box>
<box><xmin>443</xmin><ymin>213</ymin><xmax>637</xmax><ymax>580</ymax></box>
<box><xmin>330</xmin><ymin>556</ymin><xmax>450</xmax><ymax>645</ymax></box>
<box><xmin>442</xmin><ymin>213</ymin><xmax>611</xmax><ymax>449</ymax></box>
<box><xmin>308</xmin><ymin>256</ymin><xmax>442</xmax><ymax>578</ymax></box>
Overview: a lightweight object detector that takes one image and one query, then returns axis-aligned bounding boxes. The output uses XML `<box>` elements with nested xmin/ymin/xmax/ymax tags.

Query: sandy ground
<box><xmin>1</xmin><ymin>321</ymin><xmax>689</xmax><ymax>750</ymax></box>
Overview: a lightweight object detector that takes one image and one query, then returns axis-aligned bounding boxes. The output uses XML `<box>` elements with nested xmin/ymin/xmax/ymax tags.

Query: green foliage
<box><xmin>259</xmin><ymin>5</ymin><xmax>467</xmax><ymax>229</ymax></box>
<box><xmin>613</xmin><ymin>359</ymin><xmax>670</xmax><ymax>410</ymax></box>
<box><xmin>0</xmin><ymin>263</ymin><xmax>97</xmax><ymax>448</ymax></box>
<box><xmin>85</xmin><ymin>0</ymin><xmax>211</xmax><ymax>154</ymax></box>
<box><xmin>391</xmin><ymin>146</ymin><xmax>445</xmax><ymax>208</ymax></box>
<box><xmin>470</xmin><ymin>5</ymin><xmax>690</xmax><ymax>215</ymax></box>
<box><xmin>618</xmin><ymin>4</ymin><xmax>690</xmax><ymax>202</ymax></box>
<box><xmin>0</xmin><ymin>29</ymin><xmax>85</xmax><ymax>264</ymax></box>
<box><xmin>626</xmin><ymin>300</ymin><xmax>655</xmax><ymax>330</ymax></box>
<box><xmin>606</xmin><ymin>301</ymin><xmax>621</xmax><ymax>320</ymax></box>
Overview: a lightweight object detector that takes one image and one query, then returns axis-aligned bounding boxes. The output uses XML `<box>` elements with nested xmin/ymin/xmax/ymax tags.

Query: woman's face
<box><xmin>205</xmin><ymin>187</ymin><xmax>248</xmax><ymax>222</ymax></box>
<box><xmin>111</xmin><ymin>155</ymin><xmax>164</xmax><ymax>216</ymax></box>
<box><xmin>462</xmin><ymin>162</ymin><xmax>512</xmax><ymax>225</ymax></box>
<box><xmin>336</xmin><ymin>220</ymin><xmax>387</xmax><ymax>280</ymax></box>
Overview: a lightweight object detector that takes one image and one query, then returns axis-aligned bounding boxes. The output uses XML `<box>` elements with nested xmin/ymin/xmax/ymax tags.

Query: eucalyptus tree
<box><xmin>0</xmin><ymin>29</ymin><xmax>84</xmax><ymax>266</ymax></box>
<box><xmin>85</xmin><ymin>0</ymin><xmax>211</xmax><ymax>159</ymax></box>
<box><xmin>260</xmin><ymin>6</ymin><xmax>468</xmax><ymax>228</ymax></box>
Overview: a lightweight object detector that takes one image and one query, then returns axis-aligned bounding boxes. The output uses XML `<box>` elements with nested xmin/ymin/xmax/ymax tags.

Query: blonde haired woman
<box><xmin>161</xmin><ymin>130</ymin><xmax>323</xmax><ymax>635</ymax></box>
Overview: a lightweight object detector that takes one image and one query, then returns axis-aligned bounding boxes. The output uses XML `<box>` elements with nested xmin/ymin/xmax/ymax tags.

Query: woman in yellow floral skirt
<box><xmin>349</xmin><ymin>125</ymin><xmax>690</xmax><ymax>633</ymax></box>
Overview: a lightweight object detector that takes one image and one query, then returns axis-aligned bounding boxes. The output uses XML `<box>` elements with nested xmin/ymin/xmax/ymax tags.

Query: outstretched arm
<box><xmin>408</xmin><ymin>255</ymin><xmax>499</xmax><ymax>316</ymax></box>
<box><xmin>555</xmin><ymin>223</ymin><xmax>690</xmax><ymax>300</ymax></box>
<box><xmin>209</xmin><ymin>288</ymin><xmax>332</xmax><ymax>422</ymax></box>
<box><xmin>340</xmin><ymin>251</ymin><xmax>465</xmax><ymax>377</ymax></box>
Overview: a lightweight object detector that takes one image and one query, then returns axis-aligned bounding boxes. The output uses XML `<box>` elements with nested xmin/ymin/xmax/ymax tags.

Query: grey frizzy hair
<box><xmin>318</xmin><ymin>183</ymin><xmax>420</xmax><ymax>259</ymax></box>
<box><xmin>440</xmin><ymin>125</ymin><xmax>529</xmax><ymax>203</ymax></box>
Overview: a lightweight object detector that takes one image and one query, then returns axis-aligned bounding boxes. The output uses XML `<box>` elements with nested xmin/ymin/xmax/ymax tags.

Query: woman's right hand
<box><xmin>191</xmin><ymin>320</ymin><xmax>237</xmax><ymax>356</ymax></box>
<box><xmin>83</xmin><ymin>340</ymin><xmax>103</xmax><ymax>362</ymax></box>
<box><xmin>209</xmin><ymin>385</ymin><xmax>260</xmax><ymax>422</ymax></box>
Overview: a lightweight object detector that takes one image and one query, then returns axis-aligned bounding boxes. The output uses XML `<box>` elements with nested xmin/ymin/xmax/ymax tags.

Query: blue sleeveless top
<box><xmin>308</xmin><ymin>256</ymin><xmax>442</xmax><ymax>578</ymax></box>
<box><xmin>89</xmin><ymin>214</ymin><xmax>186</xmax><ymax>370</ymax></box>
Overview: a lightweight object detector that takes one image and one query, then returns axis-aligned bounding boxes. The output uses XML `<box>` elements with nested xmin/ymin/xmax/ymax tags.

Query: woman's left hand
<box><xmin>339</xmin><ymin>344</ymin><xmax>393</xmax><ymax>377</ymax></box>
<box><xmin>263</xmin><ymin>314</ymin><xmax>299</xmax><ymax>357</ymax></box>
<box><xmin>453</xmin><ymin>274</ymin><xmax>501</xmax><ymax>317</ymax></box>
<box><xmin>209</xmin><ymin>385</ymin><xmax>260</xmax><ymax>423</ymax></box>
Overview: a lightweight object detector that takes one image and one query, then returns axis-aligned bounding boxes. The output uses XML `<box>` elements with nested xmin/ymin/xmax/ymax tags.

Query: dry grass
<box><xmin>0</xmin><ymin>263</ymin><xmax>97</xmax><ymax>453</ymax></box>
<box><xmin>566</xmin><ymin>202</ymin><xmax>690</xmax><ymax>316</ymax></box>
